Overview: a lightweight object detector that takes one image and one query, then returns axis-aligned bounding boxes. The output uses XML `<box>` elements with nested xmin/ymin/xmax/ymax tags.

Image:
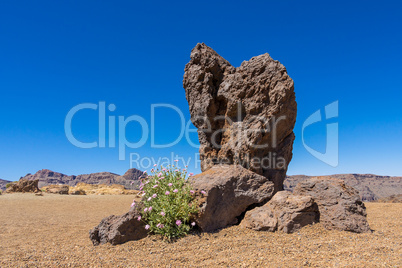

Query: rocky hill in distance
<box><xmin>0</xmin><ymin>178</ymin><xmax>12</xmax><ymax>191</ymax></box>
<box><xmin>377</xmin><ymin>194</ymin><xmax>402</xmax><ymax>203</ymax></box>
<box><xmin>2</xmin><ymin>170</ymin><xmax>400</xmax><ymax>202</ymax></box>
<box><xmin>18</xmin><ymin>168</ymin><xmax>143</xmax><ymax>190</ymax></box>
<box><xmin>285</xmin><ymin>174</ymin><xmax>402</xmax><ymax>201</ymax></box>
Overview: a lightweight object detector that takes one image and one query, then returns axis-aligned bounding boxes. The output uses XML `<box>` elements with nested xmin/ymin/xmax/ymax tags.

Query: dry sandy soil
<box><xmin>0</xmin><ymin>194</ymin><xmax>400</xmax><ymax>267</ymax></box>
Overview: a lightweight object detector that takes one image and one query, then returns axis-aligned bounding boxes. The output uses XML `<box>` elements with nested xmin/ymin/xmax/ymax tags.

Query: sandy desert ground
<box><xmin>0</xmin><ymin>193</ymin><xmax>400</xmax><ymax>267</ymax></box>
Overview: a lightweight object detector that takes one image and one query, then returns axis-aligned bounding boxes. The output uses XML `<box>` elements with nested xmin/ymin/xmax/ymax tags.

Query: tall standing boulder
<box><xmin>183</xmin><ymin>43</ymin><xmax>297</xmax><ymax>191</ymax></box>
<box><xmin>293</xmin><ymin>177</ymin><xmax>371</xmax><ymax>233</ymax></box>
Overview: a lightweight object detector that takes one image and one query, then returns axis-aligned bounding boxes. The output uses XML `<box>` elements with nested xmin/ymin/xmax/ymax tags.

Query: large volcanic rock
<box><xmin>5</xmin><ymin>179</ymin><xmax>40</xmax><ymax>193</ymax></box>
<box><xmin>241</xmin><ymin>191</ymin><xmax>319</xmax><ymax>233</ymax></box>
<box><xmin>189</xmin><ymin>165</ymin><xmax>275</xmax><ymax>232</ymax></box>
<box><xmin>89</xmin><ymin>208</ymin><xmax>147</xmax><ymax>246</ymax></box>
<box><xmin>183</xmin><ymin>43</ymin><xmax>297</xmax><ymax>191</ymax></box>
<box><xmin>293</xmin><ymin>177</ymin><xmax>371</xmax><ymax>233</ymax></box>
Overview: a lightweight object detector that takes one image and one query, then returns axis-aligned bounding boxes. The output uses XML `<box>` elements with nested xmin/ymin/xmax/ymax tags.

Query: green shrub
<box><xmin>136</xmin><ymin>164</ymin><xmax>198</xmax><ymax>239</ymax></box>
<box><xmin>5</xmin><ymin>183</ymin><xmax>14</xmax><ymax>188</ymax></box>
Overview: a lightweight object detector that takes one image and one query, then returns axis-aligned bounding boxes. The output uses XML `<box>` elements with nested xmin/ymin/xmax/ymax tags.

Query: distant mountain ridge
<box><xmin>0</xmin><ymin>179</ymin><xmax>12</xmax><ymax>191</ymax></box>
<box><xmin>2</xmin><ymin>171</ymin><xmax>401</xmax><ymax>201</ymax></box>
<box><xmin>18</xmin><ymin>168</ymin><xmax>144</xmax><ymax>190</ymax></box>
<box><xmin>285</xmin><ymin>174</ymin><xmax>402</xmax><ymax>201</ymax></box>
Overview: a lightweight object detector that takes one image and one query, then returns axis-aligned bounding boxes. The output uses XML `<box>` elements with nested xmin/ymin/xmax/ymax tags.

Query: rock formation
<box><xmin>377</xmin><ymin>194</ymin><xmax>402</xmax><ymax>203</ymax></box>
<box><xmin>117</xmin><ymin>168</ymin><xmax>143</xmax><ymax>189</ymax></box>
<box><xmin>183</xmin><ymin>43</ymin><xmax>297</xmax><ymax>191</ymax></box>
<box><xmin>88</xmin><ymin>44</ymin><xmax>373</xmax><ymax>245</ymax></box>
<box><xmin>69</xmin><ymin>189</ymin><xmax>86</xmax><ymax>195</ymax></box>
<box><xmin>189</xmin><ymin>165</ymin><xmax>274</xmax><ymax>232</ymax></box>
<box><xmin>293</xmin><ymin>177</ymin><xmax>371</xmax><ymax>233</ymax></box>
<box><xmin>21</xmin><ymin>169</ymin><xmax>73</xmax><ymax>188</ymax></box>
<box><xmin>89</xmin><ymin>208</ymin><xmax>147</xmax><ymax>246</ymax></box>
<box><xmin>285</xmin><ymin>174</ymin><xmax>402</xmax><ymax>202</ymax></box>
<box><xmin>68</xmin><ymin>183</ymin><xmax>139</xmax><ymax>195</ymax></box>
<box><xmin>20</xmin><ymin>168</ymin><xmax>143</xmax><ymax>189</ymax></box>
<box><xmin>241</xmin><ymin>191</ymin><xmax>319</xmax><ymax>233</ymax></box>
<box><xmin>0</xmin><ymin>178</ymin><xmax>11</xmax><ymax>191</ymax></box>
<box><xmin>42</xmin><ymin>184</ymin><xmax>70</xmax><ymax>194</ymax></box>
<box><xmin>5</xmin><ymin>179</ymin><xmax>40</xmax><ymax>193</ymax></box>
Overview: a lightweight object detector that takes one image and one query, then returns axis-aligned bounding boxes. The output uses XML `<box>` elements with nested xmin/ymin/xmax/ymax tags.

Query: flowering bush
<box><xmin>137</xmin><ymin>164</ymin><xmax>198</xmax><ymax>239</ymax></box>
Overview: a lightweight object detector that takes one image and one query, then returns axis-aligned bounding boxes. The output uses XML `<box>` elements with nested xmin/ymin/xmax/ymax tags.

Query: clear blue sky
<box><xmin>1</xmin><ymin>0</ymin><xmax>401</xmax><ymax>181</ymax></box>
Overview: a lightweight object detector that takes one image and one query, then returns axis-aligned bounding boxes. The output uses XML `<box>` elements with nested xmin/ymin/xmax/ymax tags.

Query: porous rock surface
<box><xmin>293</xmin><ymin>177</ymin><xmax>371</xmax><ymax>233</ymax></box>
<box><xmin>5</xmin><ymin>179</ymin><xmax>40</xmax><ymax>193</ymax></box>
<box><xmin>89</xmin><ymin>208</ymin><xmax>147</xmax><ymax>246</ymax></box>
<box><xmin>189</xmin><ymin>165</ymin><xmax>275</xmax><ymax>232</ymax></box>
<box><xmin>241</xmin><ymin>191</ymin><xmax>319</xmax><ymax>233</ymax></box>
<box><xmin>183</xmin><ymin>43</ymin><xmax>297</xmax><ymax>191</ymax></box>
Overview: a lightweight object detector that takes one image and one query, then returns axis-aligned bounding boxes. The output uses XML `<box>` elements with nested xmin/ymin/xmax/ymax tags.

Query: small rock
<box><xmin>89</xmin><ymin>208</ymin><xmax>147</xmax><ymax>245</ymax></box>
<box><xmin>70</xmin><ymin>189</ymin><xmax>86</xmax><ymax>195</ymax></box>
